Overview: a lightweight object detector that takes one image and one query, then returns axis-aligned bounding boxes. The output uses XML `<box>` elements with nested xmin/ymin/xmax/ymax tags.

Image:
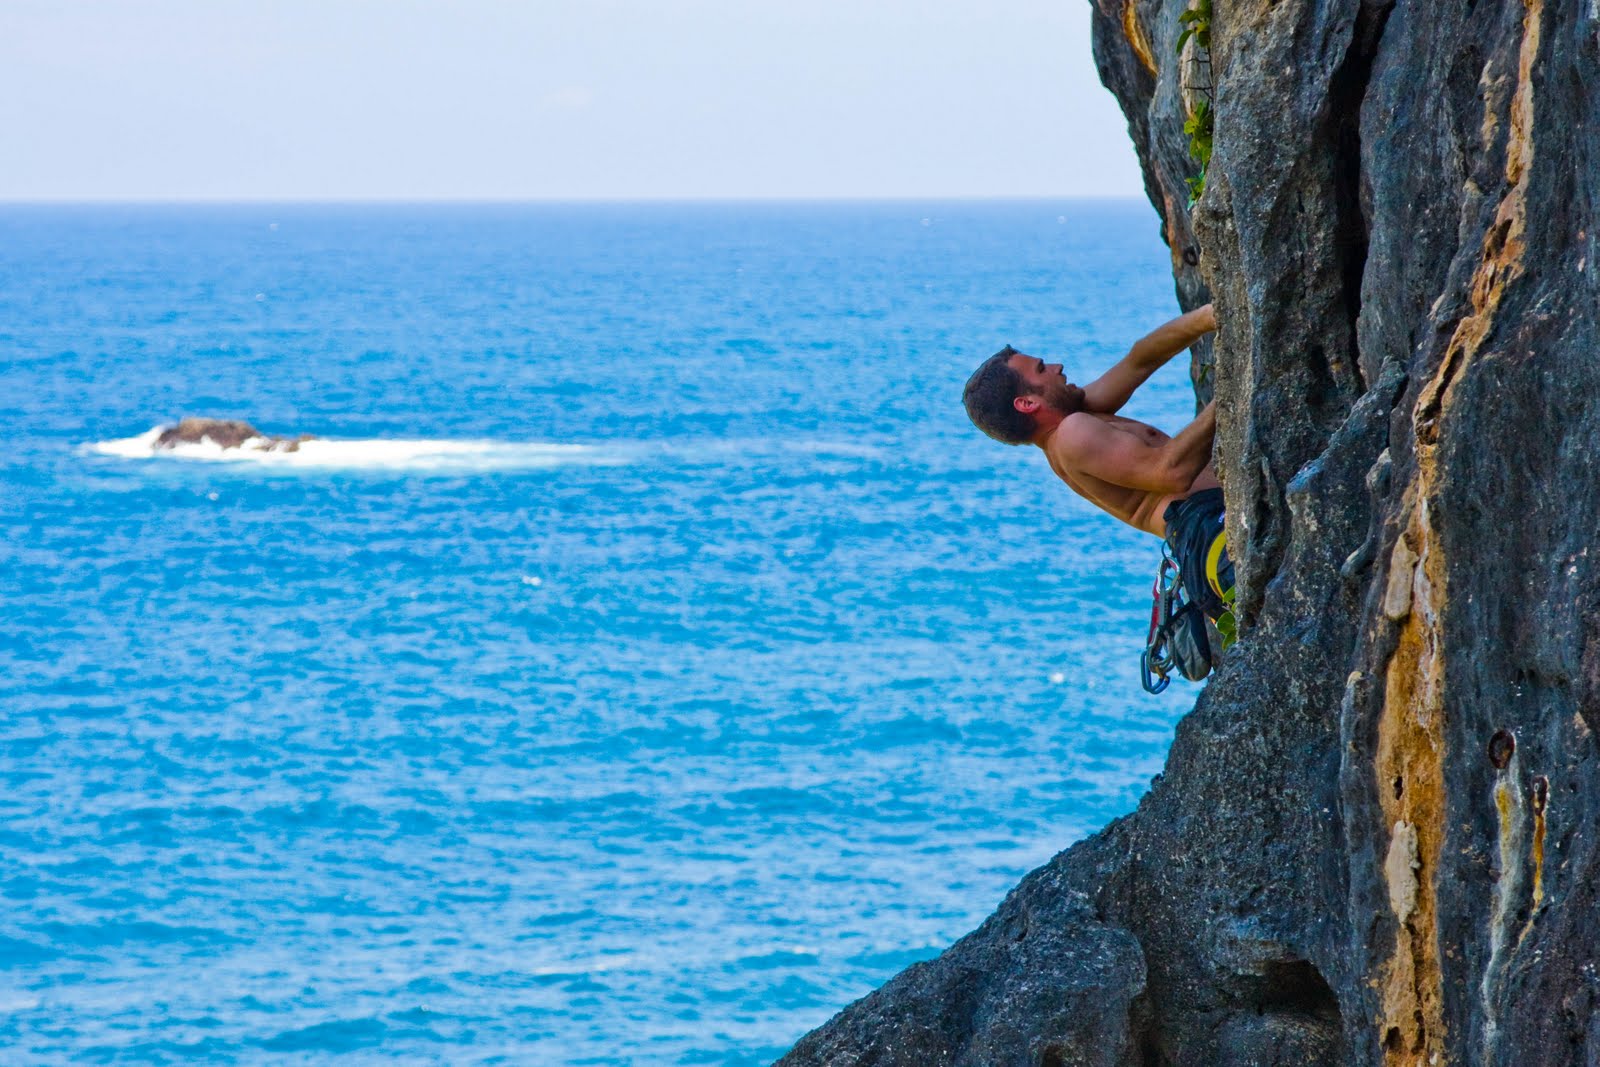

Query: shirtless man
<box><xmin>961</xmin><ymin>303</ymin><xmax>1233</xmax><ymax>625</ymax></box>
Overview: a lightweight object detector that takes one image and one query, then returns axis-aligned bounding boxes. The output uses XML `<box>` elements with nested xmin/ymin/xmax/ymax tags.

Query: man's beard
<box><xmin>1038</xmin><ymin>380</ymin><xmax>1083</xmax><ymax>415</ymax></box>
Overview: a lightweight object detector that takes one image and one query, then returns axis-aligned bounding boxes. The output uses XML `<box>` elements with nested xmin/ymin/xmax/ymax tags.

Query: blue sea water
<box><xmin>0</xmin><ymin>201</ymin><xmax>1197</xmax><ymax>1064</ymax></box>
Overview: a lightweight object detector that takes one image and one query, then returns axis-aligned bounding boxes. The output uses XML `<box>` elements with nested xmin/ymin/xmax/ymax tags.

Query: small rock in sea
<box><xmin>154</xmin><ymin>417</ymin><xmax>316</xmax><ymax>453</ymax></box>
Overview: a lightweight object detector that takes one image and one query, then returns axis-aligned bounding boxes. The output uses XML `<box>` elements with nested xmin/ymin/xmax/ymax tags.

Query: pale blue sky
<box><xmin>1</xmin><ymin>0</ymin><xmax>1142</xmax><ymax>200</ymax></box>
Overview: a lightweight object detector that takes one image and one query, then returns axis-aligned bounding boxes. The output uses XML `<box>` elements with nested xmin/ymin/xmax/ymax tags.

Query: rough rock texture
<box><xmin>781</xmin><ymin>0</ymin><xmax>1600</xmax><ymax>1063</ymax></box>
<box><xmin>155</xmin><ymin>417</ymin><xmax>313</xmax><ymax>452</ymax></box>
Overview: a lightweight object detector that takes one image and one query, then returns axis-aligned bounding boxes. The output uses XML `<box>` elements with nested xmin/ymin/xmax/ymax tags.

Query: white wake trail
<box><xmin>89</xmin><ymin>426</ymin><xmax>619</xmax><ymax>472</ymax></box>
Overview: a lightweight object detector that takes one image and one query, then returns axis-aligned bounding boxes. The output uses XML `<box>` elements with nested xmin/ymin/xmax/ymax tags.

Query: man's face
<box><xmin>1006</xmin><ymin>352</ymin><xmax>1084</xmax><ymax>415</ymax></box>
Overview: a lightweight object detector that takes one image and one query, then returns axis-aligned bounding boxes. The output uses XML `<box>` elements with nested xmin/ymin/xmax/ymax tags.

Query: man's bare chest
<box><xmin>1091</xmin><ymin>413</ymin><xmax>1170</xmax><ymax>446</ymax></box>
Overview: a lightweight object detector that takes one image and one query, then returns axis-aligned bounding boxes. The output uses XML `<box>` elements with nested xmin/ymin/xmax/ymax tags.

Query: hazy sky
<box><xmin>1</xmin><ymin>0</ymin><xmax>1143</xmax><ymax>201</ymax></box>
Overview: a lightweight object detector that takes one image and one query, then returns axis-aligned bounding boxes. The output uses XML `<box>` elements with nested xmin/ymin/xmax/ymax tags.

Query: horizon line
<box><xmin>0</xmin><ymin>193</ymin><xmax>1148</xmax><ymax>207</ymax></box>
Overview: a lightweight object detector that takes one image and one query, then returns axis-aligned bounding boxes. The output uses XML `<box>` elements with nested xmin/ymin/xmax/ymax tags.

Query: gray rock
<box><xmin>781</xmin><ymin>0</ymin><xmax>1600</xmax><ymax>1061</ymax></box>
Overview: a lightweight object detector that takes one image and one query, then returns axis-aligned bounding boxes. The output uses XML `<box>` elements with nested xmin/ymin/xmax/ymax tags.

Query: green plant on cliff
<box><xmin>1183</xmin><ymin>100</ymin><xmax>1213</xmax><ymax>200</ymax></box>
<box><xmin>1174</xmin><ymin>0</ymin><xmax>1210</xmax><ymax>59</ymax></box>
<box><xmin>1177</xmin><ymin>0</ymin><xmax>1213</xmax><ymax>201</ymax></box>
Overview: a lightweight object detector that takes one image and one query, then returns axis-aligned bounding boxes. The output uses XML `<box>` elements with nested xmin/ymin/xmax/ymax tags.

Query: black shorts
<box><xmin>1162</xmin><ymin>488</ymin><xmax>1234</xmax><ymax>622</ymax></box>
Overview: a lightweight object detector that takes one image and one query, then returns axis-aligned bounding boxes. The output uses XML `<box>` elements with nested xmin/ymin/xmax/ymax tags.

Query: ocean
<box><xmin>0</xmin><ymin>201</ymin><xmax>1196</xmax><ymax>1064</ymax></box>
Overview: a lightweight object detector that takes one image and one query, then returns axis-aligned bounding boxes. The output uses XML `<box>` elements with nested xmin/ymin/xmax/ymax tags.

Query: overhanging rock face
<box><xmin>780</xmin><ymin>0</ymin><xmax>1600</xmax><ymax>1063</ymax></box>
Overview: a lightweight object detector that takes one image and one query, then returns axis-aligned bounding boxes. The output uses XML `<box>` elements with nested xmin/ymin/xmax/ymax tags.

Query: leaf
<box><xmin>1215</xmin><ymin>610</ymin><xmax>1237</xmax><ymax>650</ymax></box>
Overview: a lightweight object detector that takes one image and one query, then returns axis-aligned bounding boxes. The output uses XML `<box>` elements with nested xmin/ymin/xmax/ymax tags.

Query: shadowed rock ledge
<box><xmin>781</xmin><ymin>0</ymin><xmax>1600</xmax><ymax>1062</ymax></box>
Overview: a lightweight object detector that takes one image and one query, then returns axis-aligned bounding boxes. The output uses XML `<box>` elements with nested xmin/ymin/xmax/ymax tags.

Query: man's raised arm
<box><xmin>1080</xmin><ymin>303</ymin><xmax>1217</xmax><ymax>414</ymax></box>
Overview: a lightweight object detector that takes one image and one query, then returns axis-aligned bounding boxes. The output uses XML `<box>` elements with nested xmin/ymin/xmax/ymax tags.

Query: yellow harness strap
<box><xmin>1204</xmin><ymin>530</ymin><xmax>1229</xmax><ymax>599</ymax></box>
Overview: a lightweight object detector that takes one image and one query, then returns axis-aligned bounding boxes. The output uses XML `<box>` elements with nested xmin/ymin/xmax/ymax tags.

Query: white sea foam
<box><xmin>89</xmin><ymin>426</ymin><xmax>887</xmax><ymax>473</ymax></box>
<box><xmin>89</xmin><ymin>426</ymin><xmax>618</xmax><ymax>472</ymax></box>
<box><xmin>528</xmin><ymin>953</ymin><xmax>638</xmax><ymax>977</ymax></box>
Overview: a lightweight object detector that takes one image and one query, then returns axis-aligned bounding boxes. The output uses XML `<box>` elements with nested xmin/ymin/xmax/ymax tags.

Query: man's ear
<box><xmin>1013</xmin><ymin>395</ymin><xmax>1042</xmax><ymax>415</ymax></box>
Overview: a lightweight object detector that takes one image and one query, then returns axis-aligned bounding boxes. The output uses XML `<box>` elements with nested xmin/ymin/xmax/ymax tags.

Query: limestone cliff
<box><xmin>781</xmin><ymin>0</ymin><xmax>1600</xmax><ymax>1062</ymax></box>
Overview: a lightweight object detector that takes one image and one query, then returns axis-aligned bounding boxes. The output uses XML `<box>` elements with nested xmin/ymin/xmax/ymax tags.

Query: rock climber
<box><xmin>961</xmin><ymin>303</ymin><xmax>1234</xmax><ymax>683</ymax></box>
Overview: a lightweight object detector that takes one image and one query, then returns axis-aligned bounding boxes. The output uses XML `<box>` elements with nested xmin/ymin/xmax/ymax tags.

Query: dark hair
<box><xmin>962</xmin><ymin>346</ymin><xmax>1036</xmax><ymax>445</ymax></box>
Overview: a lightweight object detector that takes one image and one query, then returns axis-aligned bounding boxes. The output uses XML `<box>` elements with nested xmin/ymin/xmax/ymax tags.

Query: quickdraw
<box><xmin>1140</xmin><ymin>552</ymin><xmax>1184</xmax><ymax>694</ymax></box>
<box><xmin>1140</xmin><ymin>544</ymin><xmax>1214</xmax><ymax>693</ymax></box>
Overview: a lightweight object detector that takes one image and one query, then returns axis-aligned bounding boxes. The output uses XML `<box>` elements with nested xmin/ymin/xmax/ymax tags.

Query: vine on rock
<box><xmin>1177</xmin><ymin>0</ymin><xmax>1214</xmax><ymax>201</ymax></box>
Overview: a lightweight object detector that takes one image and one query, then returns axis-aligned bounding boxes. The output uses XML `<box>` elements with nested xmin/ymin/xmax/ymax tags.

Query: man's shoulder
<box><xmin>1046</xmin><ymin>412</ymin><xmax>1109</xmax><ymax>452</ymax></box>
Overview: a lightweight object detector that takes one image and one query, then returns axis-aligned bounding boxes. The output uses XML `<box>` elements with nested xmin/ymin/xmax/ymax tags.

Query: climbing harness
<box><xmin>1140</xmin><ymin>490</ymin><xmax>1239</xmax><ymax>693</ymax></box>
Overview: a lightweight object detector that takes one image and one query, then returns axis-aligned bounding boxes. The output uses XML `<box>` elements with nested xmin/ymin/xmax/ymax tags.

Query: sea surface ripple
<box><xmin>0</xmin><ymin>202</ymin><xmax>1194</xmax><ymax>1064</ymax></box>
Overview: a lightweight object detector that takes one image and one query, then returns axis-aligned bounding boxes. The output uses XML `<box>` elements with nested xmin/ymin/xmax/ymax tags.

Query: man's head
<box><xmin>962</xmin><ymin>346</ymin><xmax>1085</xmax><ymax>444</ymax></box>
